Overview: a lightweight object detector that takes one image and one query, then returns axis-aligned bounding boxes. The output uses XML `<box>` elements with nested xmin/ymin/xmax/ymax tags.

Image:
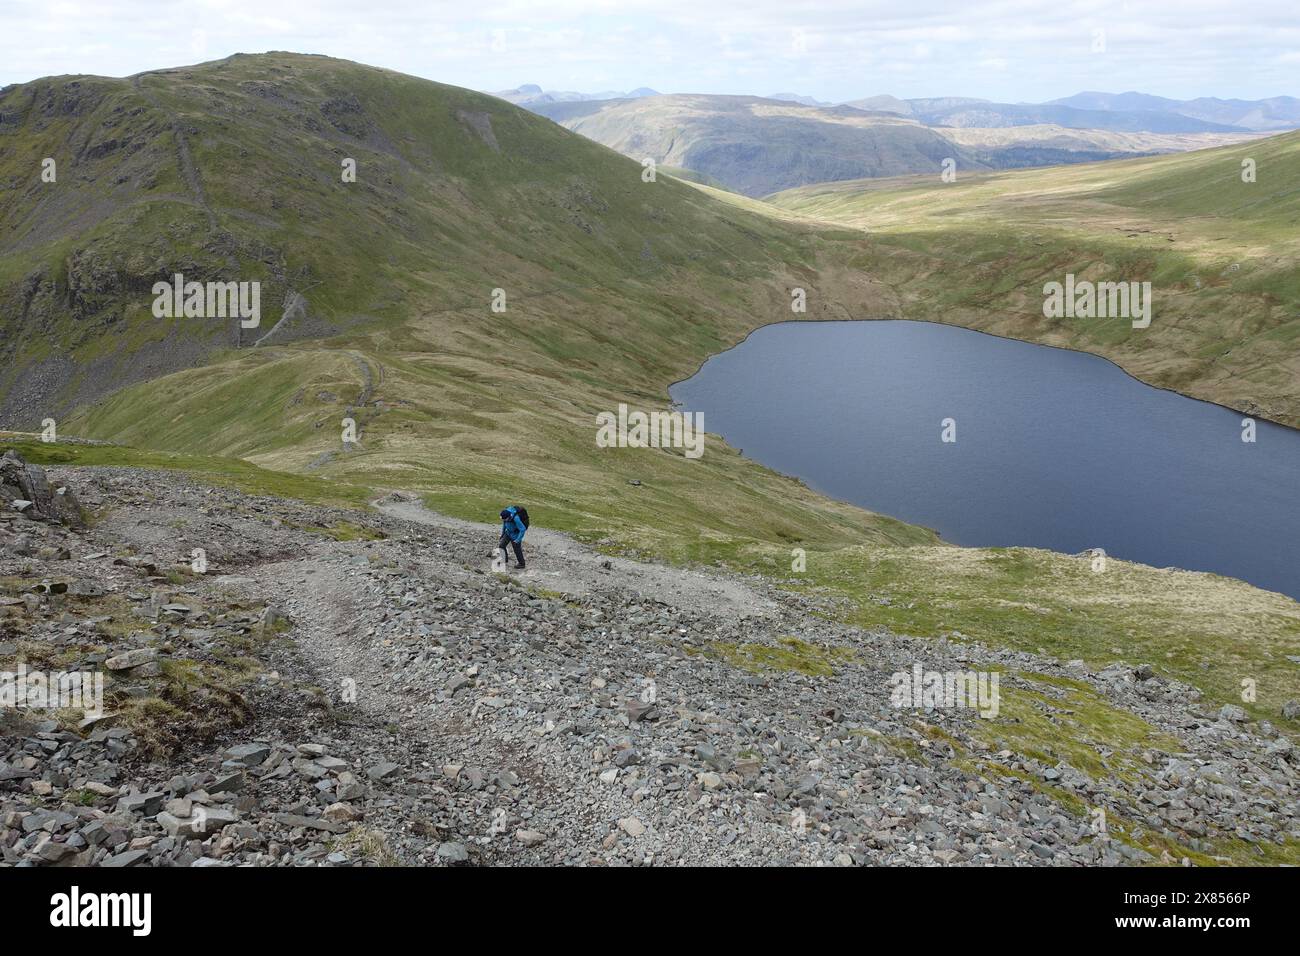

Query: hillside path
<box><xmin>372</xmin><ymin>495</ymin><xmax>778</xmax><ymax>620</ymax></box>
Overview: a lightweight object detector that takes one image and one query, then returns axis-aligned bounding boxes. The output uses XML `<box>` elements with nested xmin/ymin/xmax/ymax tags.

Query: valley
<box><xmin>1</xmin><ymin>49</ymin><xmax>1297</xmax><ymax>871</ymax></box>
<box><xmin>762</xmin><ymin>130</ymin><xmax>1300</xmax><ymax>428</ymax></box>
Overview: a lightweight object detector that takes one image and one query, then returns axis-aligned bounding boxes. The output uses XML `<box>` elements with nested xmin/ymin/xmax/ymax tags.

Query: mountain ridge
<box><xmin>530</xmin><ymin>93</ymin><xmax>987</xmax><ymax>196</ymax></box>
<box><xmin>1050</xmin><ymin>90</ymin><xmax>1300</xmax><ymax>131</ymax></box>
<box><xmin>532</xmin><ymin>92</ymin><xmax>1262</xmax><ymax>196</ymax></box>
<box><xmin>0</xmin><ymin>51</ymin><xmax>934</xmax><ymax>558</ymax></box>
<box><xmin>2</xmin><ymin>53</ymin><xmax>1299</xmax><ymax>872</ymax></box>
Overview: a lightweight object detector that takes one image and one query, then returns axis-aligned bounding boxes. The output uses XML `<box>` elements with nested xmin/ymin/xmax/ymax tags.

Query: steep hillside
<box><xmin>0</xmin><ymin>53</ymin><xmax>931</xmax><ymax>555</ymax></box>
<box><xmin>0</xmin><ymin>55</ymin><xmax>804</xmax><ymax>424</ymax></box>
<box><xmin>767</xmin><ymin>130</ymin><xmax>1300</xmax><ymax>427</ymax></box>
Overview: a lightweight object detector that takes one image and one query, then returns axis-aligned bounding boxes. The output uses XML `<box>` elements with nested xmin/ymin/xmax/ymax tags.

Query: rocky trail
<box><xmin>2</xmin><ymin>453</ymin><xmax>1296</xmax><ymax>866</ymax></box>
<box><xmin>372</xmin><ymin>494</ymin><xmax>778</xmax><ymax>619</ymax></box>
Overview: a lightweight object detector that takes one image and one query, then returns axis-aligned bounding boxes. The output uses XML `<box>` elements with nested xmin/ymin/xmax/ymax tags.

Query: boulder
<box><xmin>515</xmin><ymin>829</ymin><xmax>546</xmax><ymax>846</ymax></box>
<box><xmin>224</xmin><ymin>743</ymin><xmax>272</xmax><ymax>767</ymax></box>
<box><xmin>0</xmin><ymin>451</ymin><xmax>85</xmax><ymax>528</ymax></box>
<box><xmin>436</xmin><ymin>841</ymin><xmax>469</xmax><ymax>863</ymax></box>
<box><xmin>105</xmin><ymin>648</ymin><xmax>159</xmax><ymax>671</ymax></box>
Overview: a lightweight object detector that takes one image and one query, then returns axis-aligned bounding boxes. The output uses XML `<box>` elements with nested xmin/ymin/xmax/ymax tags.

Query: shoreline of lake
<box><xmin>671</xmin><ymin>319</ymin><xmax>1300</xmax><ymax>600</ymax></box>
<box><xmin>668</xmin><ymin>315</ymin><xmax>1300</xmax><ymax>436</ymax></box>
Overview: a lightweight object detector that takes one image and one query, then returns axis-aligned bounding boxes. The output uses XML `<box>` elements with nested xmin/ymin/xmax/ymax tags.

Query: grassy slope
<box><xmin>766</xmin><ymin>131</ymin><xmax>1300</xmax><ymax>427</ymax></box>
<box><xmin>3</xmin><ymin>57</ymin><xmax>1298</xmax><ymax>859</ymax></box>
<box><xmin>0</xmin><ymin>53</ymin><xmax>927</xmax><ymax>554</ymax></box>
<box><xmin>0</xmin><ymin>434</ymin><xmax>371</xmax><ymax>508</ymax></box>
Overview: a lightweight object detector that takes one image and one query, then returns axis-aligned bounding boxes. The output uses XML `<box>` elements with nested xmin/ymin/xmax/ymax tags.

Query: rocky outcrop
<box><xmin>0</xmin><ymin>450</ymin><xmax>84</xmax><ymax>528</ymax></box>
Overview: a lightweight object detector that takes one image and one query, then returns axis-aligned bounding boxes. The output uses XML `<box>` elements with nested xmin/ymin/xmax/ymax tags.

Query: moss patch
<box><xmin>693</xmin><ymin>636</ymin><xmax>854</xmax><ymax>677</ymax></box>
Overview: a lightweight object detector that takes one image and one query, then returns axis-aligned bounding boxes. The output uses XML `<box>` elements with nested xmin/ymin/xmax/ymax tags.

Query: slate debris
<box><xmin>1</xmin><ymin>460</ymin><xmax>1297</xmax><ymax>867</ymax></box>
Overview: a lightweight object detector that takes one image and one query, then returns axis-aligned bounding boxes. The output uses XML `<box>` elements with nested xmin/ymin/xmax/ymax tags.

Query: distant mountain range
<box><xmin>528</xmin><ymin>95</ymin><xmax>990</xmax><ymax>197</ymax></box>
<box><xmin>845</xmin><ymin>95</ymin><xmax>989</xmax><ymax>116</ymax></box>
<box><xmin>504</xmin><ymin>84</ymin><xmax>1297</xmax><ymax>133</ymax></box>
<box><xmin>492</xmin><ymin>83</ymin><xmax>659</xmax><ymax>106</ymax></box>
<box><xmin>526</xmin><ymin>92</ymin><xmax>1264</xmax><ymax>196</ymax></box>
<box><xmin>846</xmin><ymin>97</ymin><xmax>1240</xmax><ymax>133</ymax></box>
<box><xmin>1048</xmin><ymin>91</ymin><xmax>1300</xmax><ymax>131</ymax></box>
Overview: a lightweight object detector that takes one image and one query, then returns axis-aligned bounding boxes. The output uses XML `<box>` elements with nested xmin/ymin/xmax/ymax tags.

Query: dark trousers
<box><xmin>498</xmin><ymin>533</ymin><xmax>524</xmax><ymax>566</ymax></box>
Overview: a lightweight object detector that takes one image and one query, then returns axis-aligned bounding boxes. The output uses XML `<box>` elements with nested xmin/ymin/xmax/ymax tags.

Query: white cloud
<box><xmin>1</xmin><ymin>0</ymin><xmax>1295</xmax><ymax>101</ymax></box>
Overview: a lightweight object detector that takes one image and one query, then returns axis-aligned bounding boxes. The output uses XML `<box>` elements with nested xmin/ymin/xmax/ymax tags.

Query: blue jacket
<box><xmin>501</xmin><ymin>509</ymin><xmax>526</xmax><ymax>543</ymax></box>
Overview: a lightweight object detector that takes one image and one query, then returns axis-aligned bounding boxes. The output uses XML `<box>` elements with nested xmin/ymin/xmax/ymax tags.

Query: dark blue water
<box><xmin>670</xmin><ymin>320</ymin><xmax>1300</xmax><ymax>600</ymax></box>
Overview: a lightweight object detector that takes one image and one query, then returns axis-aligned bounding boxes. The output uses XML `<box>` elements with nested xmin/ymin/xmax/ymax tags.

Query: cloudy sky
<box><xmin>2</xmin><ymin>0</ymin><xmax>1296</xmax><ymax>102</ymax></box>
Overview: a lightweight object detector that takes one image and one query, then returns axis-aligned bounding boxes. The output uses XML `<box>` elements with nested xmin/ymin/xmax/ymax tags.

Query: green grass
<box><xmin>774</xmin><ymin>543</ymin><xmax>1300</xmax><ymax>730</ymax></box>
<box><xmin>0</xmin><ymin>435</ymin><xmax>372</xmax><ymax>509</ymax></box>
<box><xmin>3</xmin><ymin>53</ymin><xmax>932</xmax><ymax>555</ymax></box>
<box><xmin>690</xmin><ymin>636</ymin><xmax>855</xmax><ymax>677</ymax></box>
<box><xmin>972</xmin><ymin>673</ymin><xmax>1179</xmax><ymax>782</ymax></box>
<box><xmin>4</xmin><ymin>57</ymin><xmax>1298</xmax><ymax>866</ymax></box>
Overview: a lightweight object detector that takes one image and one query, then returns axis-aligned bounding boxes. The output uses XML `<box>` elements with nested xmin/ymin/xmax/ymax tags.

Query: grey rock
<box><xmin>102</xmin><ymin>849</ymin><xmax>149</xmax><ymax>867</ymax></box>
<box><xmin>105</xmin><ymin>648</ymin><xmax>158</xmax><ymax>671</ymax></box>
<box><xmin>436</xmin><ymin>842</ymin><xmax>469</xmax><ymax>863</ymax></box>
<box><xmin>1219</xmin><ymin>704</ymin><xmax>1248</xmax><ymax>723</ymax></box>
<box><xmin>117</xmin><ymin>791</ymin><xmax>165</xmax><ymax>816</ymax></box>
<box><xmin>224</xmin><ymin>743</ymin><xmax>271</xmax><ymax>767</ymax></box>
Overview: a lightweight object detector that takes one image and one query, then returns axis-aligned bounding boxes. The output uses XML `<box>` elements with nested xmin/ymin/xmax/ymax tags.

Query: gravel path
<box><xmin>373</xmin><ymin>495</ymin><xmax>779</xmax><ymax>619</ymax></box>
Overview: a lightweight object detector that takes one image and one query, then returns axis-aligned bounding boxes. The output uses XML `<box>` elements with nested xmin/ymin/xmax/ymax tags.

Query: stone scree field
<box><xmin>2</xmin><ymin>456</ymin><xmax>1297</xmax><ymax>867</ymax></box>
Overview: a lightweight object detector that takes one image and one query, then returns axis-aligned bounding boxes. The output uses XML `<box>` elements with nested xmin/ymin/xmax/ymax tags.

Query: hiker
<box><xmin>497</xmin><ymin>505</ymin><xmax>529</xmax><ymax>570</ymax></box>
